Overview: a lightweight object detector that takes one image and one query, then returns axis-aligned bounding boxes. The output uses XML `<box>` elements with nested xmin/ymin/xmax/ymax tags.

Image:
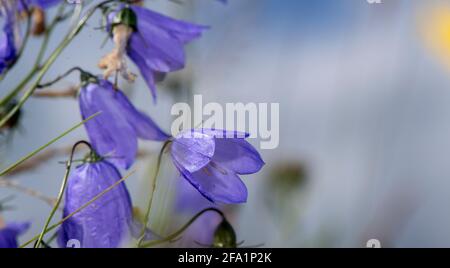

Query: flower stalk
<box><xmin>34</xmin><ymin>140</ymin><xmax>93</xmax><ymax>248</ymax></box>
<box><xmin>137</xmin><ymin>140</ymin><xmax>172</xmax><ymax>247</ymax></box>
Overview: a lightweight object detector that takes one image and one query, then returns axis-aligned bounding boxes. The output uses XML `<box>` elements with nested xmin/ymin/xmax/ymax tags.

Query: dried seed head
<box><xmin>98</xmin><ymin>24</ymin><xmax>137</xmax><ymax>83</ymax></box>
<box><xmin>31</xmin><ymin>7</ymin><xmax>46</xmax><ymax>36</ymax></box>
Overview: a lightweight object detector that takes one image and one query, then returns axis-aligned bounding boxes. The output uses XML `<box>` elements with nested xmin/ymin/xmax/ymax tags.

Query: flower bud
<box><xmin>212</xmin><ymin>219</ymin><xmax>237</xmax><ymax>248</ymax></box>
<box><xmin>31</xmin><ymin>7</ymin><xmax>46</xmax><ymax>36</ymax></box>
<box><xmin>112</xmin><ymin>7</ymin><xmax>137</xmax><ymax>31</ymax></box>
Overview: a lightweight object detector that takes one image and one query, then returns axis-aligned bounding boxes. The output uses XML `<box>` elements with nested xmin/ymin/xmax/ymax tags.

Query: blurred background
<box><xmin>4</xmin><ymin>0</ymin><xmax>450</xmax><ymax>247</ymax></box>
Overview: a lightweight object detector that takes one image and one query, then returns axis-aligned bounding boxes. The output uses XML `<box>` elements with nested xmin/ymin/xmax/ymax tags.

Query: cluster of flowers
<box><xmin>0</xmin><ymin>0</ymin><xmax>264</xmax><ymax>248</ymax></box>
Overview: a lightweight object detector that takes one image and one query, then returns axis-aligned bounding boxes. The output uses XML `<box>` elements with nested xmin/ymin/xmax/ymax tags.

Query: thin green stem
<box><xmin>140</xmin><ymin>208</ymin><xmax>225</xmax><ymax>248</ymax></box>
<box><xmin>137</xmin><ymin>141</ymin><xmax>171</xmax><ymax>247</ymax></box>
<box><xmin>34</xmin><ymin>141</ymin><xmax>92</xmax><ymax>248</ymax></box>
<box><xmin>35</xmin><ymin>4</ymin><xmax>67</xmax><ymax>68</ymax></box>
<box><xmin>0</xmin><ymin>68</ymin><xmax>38</xmax><ymax>107</ymax></box>
<box><xmin>37</xmin><ymin>67</ymin><xmax>86</xmax><ymax>88</ymax></box>
<box><xmin>0</xmin><ymin>112</ymin><xmax>100</xmax><ymax>177</ymax></box>
<box><xmin>0</xmin><ymin>0</ymin><xmax>116</xmax><ymax>128</ymax></box>
<box><xmin>20</xmin><ymin>170</ymin><xmax>136</xmax><ymax>248</ymax></box>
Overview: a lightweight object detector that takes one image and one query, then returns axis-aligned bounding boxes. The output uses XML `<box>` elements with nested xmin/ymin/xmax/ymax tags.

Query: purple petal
<box><xmin>113</xmin><ymin>89</ymin><xmax>169</xmax><ymax>141</ymax></box>
<box><xmin>176</xmin><ymin>160</ymin><xmax>248</xmax><ymax>204</ymax></box>
<box><xmin>31</xmin><ymin>0</ymin><xmax>60</xmax><ymax>9</ymax></box>
<box><xmin>171</xmin><ymin>130</ymin><xmax>215</xmax><ymax>173</ymax></box>
<box><xmin>127</xmin><ymin>49</ymin><xmax>158</xmax><ymax>101</ymax></box>
<box><xmin>128</xmin><ymin>25</ymin><xmax>186</xmax><ymax>73</ymax></box>
<box><xmin>0</xmin><ymin>4</ymin><xmax>18</xmax><ymax>74</ymax></box>
<box><xmin>198</xmin><ymin>129</ymin><xmax>249</xmax><ymax>139</ymax></box>
<box><xmin>79</xmin><ymin>81</ymin><xmax>138</xmax><ymax>169</ymax></box>
<box><xmin>58</xmin><ymin>161</ymin><xmax>132</xmax><ymax>248</ymax></box>
<box><xmin>130</xmin><ymin>6</ymin><xmax>208</xmax><ymax>44</ymax></box>
<box><xmin>213</xmin><ymin>138</ymin><xmax>265</xmax><ymax>175</ymax></box>
<box><xmin>0</xmin><ymin>222</ymin><xmax>30</xmax><ymax>248</ymax></box>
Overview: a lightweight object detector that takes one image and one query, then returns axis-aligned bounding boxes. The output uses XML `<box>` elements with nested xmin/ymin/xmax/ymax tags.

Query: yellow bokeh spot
<box><xmin>421</xmin><ymin>6</ymin><xmax>450</xmax><ymax>69</ymax></box>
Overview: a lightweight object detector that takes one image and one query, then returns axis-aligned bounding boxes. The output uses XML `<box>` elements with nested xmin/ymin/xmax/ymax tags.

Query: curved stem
<box><xmin>140</xmin><ymin>208</ymin><xmax>225</xmax><ymax>248</ymax></box>
<box><xmin>0</xmin><ymin>0</ymin><xmax>116</xmax><ymax>128</ymax></box>
<box><xmin>34</xmin><ymin>140</ymin><xmax>92</xmax><ymax>248</ymax></box>
<box><xmin>37</xmin><ymin>67</ymin><xmax>86</xmax><ymax>88</ymax></box>
<box><xmin>137</xmin><ymin>141</ymin><xmax>171</xmax><ymax>247</ymax></box>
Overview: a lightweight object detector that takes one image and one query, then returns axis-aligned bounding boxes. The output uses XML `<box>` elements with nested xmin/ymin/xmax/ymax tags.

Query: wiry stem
<box><xmin>34</xmin><ymin>140</ymin><xmax>92</xmax><ymax>248</ymax></box>
<box><xmin>140</xmin><ymin>208</ymin><xmax>225</xmax><ymax>248</ymax></box>
<box><xmin>137</xmin><ymin>141</ymin><xmax>172</xmax><ymax>247</ymax></box>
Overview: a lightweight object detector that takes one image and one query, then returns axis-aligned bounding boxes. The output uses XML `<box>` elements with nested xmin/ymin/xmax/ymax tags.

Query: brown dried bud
<box><xmin>32</xmin><ymin>7</ymin><xmax>46</xmax><ymax>36</ymax></box>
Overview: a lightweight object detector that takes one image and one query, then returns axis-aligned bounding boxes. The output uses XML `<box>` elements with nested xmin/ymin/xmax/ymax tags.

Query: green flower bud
<box><xmin>113</xmin><ymin>7</ymin><xmax>137</xmax><ymax>31</ymax></box>
<box><xmin>212</xmin><ymin>219</ymin><xmax>237</xmax><ymax>248</ymax></box>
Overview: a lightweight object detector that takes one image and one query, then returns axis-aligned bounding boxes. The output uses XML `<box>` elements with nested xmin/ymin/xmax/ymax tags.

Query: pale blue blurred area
<box><xmin>2</xmin><ymin>0</ymin><xmax>450</xmax><ymax>248</ymax></box>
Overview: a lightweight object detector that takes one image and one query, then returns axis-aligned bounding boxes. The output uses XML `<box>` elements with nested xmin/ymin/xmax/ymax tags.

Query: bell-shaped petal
<box><xmin>213</xmin><ymin>138</ymin><xmax>265</xmax><ymax>175</ymax></box>
<box><xmin>58</xmin><ymin>160</ymin><xmax>132</xmax><ymax>248</ymax></box>
<box><xmin>171</xmin><ymin>130</ymin><xmax>215</xmax><ymax>173</ymax></box>
<box><xmin>113</xmin><ymin>86</ymin><xmax>169</xmax><ymax>141</ymax></box>
<box><xmin>79</xmin><ymin>79</ymin><xmax>168</xmax><ymax>169</ymax></box>
<box><xmin>79</xmin><ymin>80</ymin><xmax>137</xmax><ymax>169</ymax></box>
<box><xmin>0</xmin><ymin>222</ymin><xmax>30</xmax><ymax>248</ymax></box>
<box><xmin>170</xmin><ymin>129</ymin><xmax>264</xmax><ymax>204</ymax></box>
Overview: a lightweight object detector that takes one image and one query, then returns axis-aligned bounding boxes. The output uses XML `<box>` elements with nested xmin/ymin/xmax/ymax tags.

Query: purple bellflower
<box><xmin>0</xmin><ymin>222</ymin><xmax>30</xmax><ymax>248</ymax></box>
<box><xmin>58</xmin><ymin>153</ymin><xmax>133</xmax><ymax>248</ymax></box>
<box><xmin>18</xmin><ymin>0</ymin><xmax>61</xmax><ymax>10</ymax></box>
<box><xmin>99</xmin><ymin>5</ymin><xmax>208</xmax><ymax>101</ymax></box>
<box><xmin>170</xmin><ymin>129</ymin><xmax>265</xmax><ymax>204</ymax></box>
<box><xmin>0</xmin><ymin>0</ymin><xmax>20</xmax><ymax>75</ymax></box>
<box><xmin>79</xmin><ymin>78</ymin><xmax>169</xmax><ymax>169</ymax></box>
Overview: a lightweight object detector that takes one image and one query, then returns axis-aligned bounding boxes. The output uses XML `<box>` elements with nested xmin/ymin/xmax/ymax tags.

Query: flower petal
<box><xmin>58</xmin><ymin>161</ymin><xmax>132</xmax><ymax>248</ymax></box>
<box><xmin>213</xmin><ymin>138</ymin><xmax>265</xmax><ymax>175</ymax></box>
<box><xmin>177</xmin><ymin>161</ymin><xmax>248</xmax><ymax>204</ymax></box>
<box><xmin>0</xmin><ymin>222</ymin><xmax>30</xmax><ymax>248</ymax></box>
<box><xmin>171</xmin><ymin>130</ymin><xmax>215</xmax><ymax>173</ymax></box>
<box><xmin>113</xmin><ymin>89</ymin><xmax>169</xmax><ymax>141</ymax></box>
<box><xmin>128</xmin><ymin>26</ymin><xmax>186</xmax><ymax>73</ymax></box>
<box><xmin>130</xmin><ymin>6</ymin><xmax>208</xmax><ymax>44</ymax></box>
<box><xmin>79</xmin><ymin>81</ymin><xmax>138</xmax><ymax>169</ymax></box>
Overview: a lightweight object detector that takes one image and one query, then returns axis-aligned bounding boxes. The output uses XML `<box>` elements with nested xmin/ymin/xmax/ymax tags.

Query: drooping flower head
<box><xmin>58</xmin><ymin>150</ymin><xmax>133</xmax><ymax>248</ymax></box>
<box><xmin>170</xmin><ymin>129</ymin><xmax>265</xmax><ymax>204</ymax></box>
<box><xmin>99</xmin><ymin>4</ymin><xmax>208</xmax><ymax>101</ymax></box>
<box><xmin>79</xmin><ymin>77</ymin><xmax>169</xmax><ymax>169</ymax></box>
<box><xmin>0</xmin><ymin>221</ymin><xmax>30</xmax><ymax>248</ymax></box>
